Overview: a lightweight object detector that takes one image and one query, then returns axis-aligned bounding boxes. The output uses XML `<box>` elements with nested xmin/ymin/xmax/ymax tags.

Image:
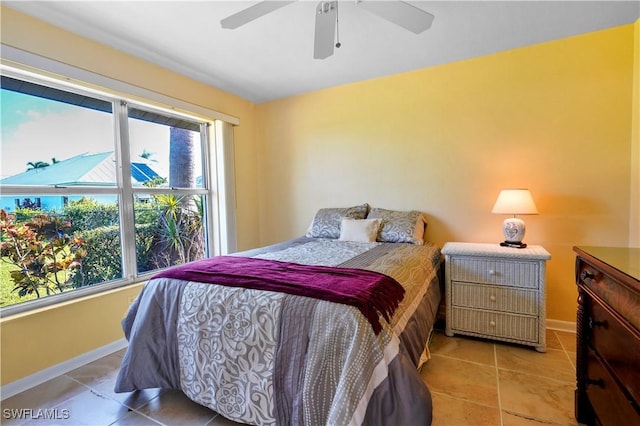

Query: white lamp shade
<box><xmin>492</xmin><ymin>189</ymin><xmax>538</xmax><ymax>215</ymax></box>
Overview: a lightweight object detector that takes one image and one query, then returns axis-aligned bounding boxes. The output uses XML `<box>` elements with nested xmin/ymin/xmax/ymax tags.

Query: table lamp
<box><xmin>491</xmin><ymin>189</ymin><xmax>538</xmax><ymax>248</ymax></box>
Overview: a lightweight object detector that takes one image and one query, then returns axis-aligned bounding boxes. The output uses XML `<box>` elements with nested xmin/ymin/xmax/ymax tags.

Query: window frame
<box><xmin>0</xmin><ymin>64</ymin><xmax>228</xmax><ymax>317</ymax></box>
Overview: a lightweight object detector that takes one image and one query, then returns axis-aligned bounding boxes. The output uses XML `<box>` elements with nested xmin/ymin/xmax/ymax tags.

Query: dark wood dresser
<box><xmin>574</xmin><ymin>246</ymin><xmax>640</xmax><ymax>425</ymax></box>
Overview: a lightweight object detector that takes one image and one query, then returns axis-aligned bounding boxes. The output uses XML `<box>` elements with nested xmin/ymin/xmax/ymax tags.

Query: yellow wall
<box><xmin>1</xmin><ymin>5</ymin><xmax>638</xmax><ymax>386</ymax></box>
<box><xmin>0</xmin><ymin>6</ymin><xmax>262</xmax><ymax>385</ymax></box>
<box><xmin>1</xmin><ymin>284</ymin><xmax>142</xmax><ymax>384</ymax></box>
<box><xmin>631</xmin><ymin>19</ymin><xmax>640</xmax><ymax>247</ymax></box>
<box><xmin>256</xmin><ymin>23</ymin><xmax>639</xmax><ymax>323</ymax></box>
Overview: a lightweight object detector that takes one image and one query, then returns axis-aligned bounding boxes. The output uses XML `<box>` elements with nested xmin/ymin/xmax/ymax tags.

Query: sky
<box><xmin>1</xmin><ymin>88</ymin><xmax>173</xmax><ymax>180</ymax></box>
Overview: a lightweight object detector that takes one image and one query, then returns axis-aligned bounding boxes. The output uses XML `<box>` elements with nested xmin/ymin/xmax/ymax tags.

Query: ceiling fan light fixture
<box><xmin>318</xmin><ymin>1</ymin><xmax>335</xmax><ymax>14</ymax></box>
<box><xmin>220</xmin><ymin>0</ymin><xmax>434</xmax><ymax>60</ymax></box>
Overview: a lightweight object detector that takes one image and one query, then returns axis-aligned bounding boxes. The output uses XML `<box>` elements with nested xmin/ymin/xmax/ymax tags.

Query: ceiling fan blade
<box><xmin>314</xmin><ymin>1</ymin><xmax>337</xmax><ymax>60</ymax></box>
<box><xmin>221</xmin><ymin>1</ymin><xmax>296</xmax><ymax>29</ymax></box>
<box><xmin>357</xmin><ymin>1</ymin><xmax>434</xmax><ymax>34</ymax></box>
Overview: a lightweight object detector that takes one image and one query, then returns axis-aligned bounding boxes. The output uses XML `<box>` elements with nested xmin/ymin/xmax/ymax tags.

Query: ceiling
<box><xmin>4</xmin><ymin>1</ymin><xmax>640</xmax><ymax>103</ymax></box>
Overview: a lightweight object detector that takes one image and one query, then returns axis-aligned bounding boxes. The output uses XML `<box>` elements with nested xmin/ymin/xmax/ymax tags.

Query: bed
<box><xmin>115</xmin><ymin>205</ymin><xmax>442</xmax><ymax>425</ymax></box>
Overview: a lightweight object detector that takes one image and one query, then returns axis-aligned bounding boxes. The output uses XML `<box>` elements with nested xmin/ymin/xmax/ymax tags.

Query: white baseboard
<box><xmin>1</xmin><ymin>338</ymin><xmax>128</xmax><ymax>400</ymax></box>
<box><xmin>546</xmin><ymin>319</ymin><xmax>576</xmax><ymax>333</ymax></box>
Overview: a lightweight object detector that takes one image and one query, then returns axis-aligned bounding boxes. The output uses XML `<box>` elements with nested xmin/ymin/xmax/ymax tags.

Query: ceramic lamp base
<box><xmin>502</xmin><ymin>217</ymin><xmax>526</xmax><ymax>246</ymax></box>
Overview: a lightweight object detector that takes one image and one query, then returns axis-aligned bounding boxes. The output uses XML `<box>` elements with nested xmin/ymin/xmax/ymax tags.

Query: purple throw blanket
<box><xmin>152</xmin><ymin>256</ymin><xmax>405</xmax><ymax>334</ymax></box>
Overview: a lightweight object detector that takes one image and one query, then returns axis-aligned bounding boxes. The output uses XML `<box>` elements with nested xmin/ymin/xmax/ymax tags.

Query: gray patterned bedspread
<box><xmin>115</xmin><ymin>238</ymin><xmax>442</xmax><ymax>426</ymax></box>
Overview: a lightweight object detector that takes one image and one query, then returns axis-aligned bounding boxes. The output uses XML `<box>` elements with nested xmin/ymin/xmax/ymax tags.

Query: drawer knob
<box><xmin>490</xmin><ymin>295</ymin><xmax>496</xmax><ymax>302</ymax></box>
<box><xmin>489</xmin><ymin>320</ymin><xmax>496</xmax><ymax>327</ymax></box>
<box><xmin>580</xmin><ymin>270</ymin><xmax>595</xmax><ymax>281</ymax></box>
<box><xmin>588</xmin><ymin>317</ymin><xmax>608</xmax><ymax>329</ymax></box>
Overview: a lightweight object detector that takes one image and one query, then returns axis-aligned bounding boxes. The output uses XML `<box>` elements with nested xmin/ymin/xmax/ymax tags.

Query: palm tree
<box><xmin>148</xmin><ymin>127</ymin><xmax>204</xmax><ymax>268</ymax></box>
<box><xmin>139</xmin><ymin>149</ymin><xmax>158</xmax><ymax>163</ymax></box>
<box><xmin>169</xmin><ymin>127</ymin><xmax>196</xmax><ymax>188</ymax></box>
<box><xmin>26</xmin><ymin>161</ymin><xmax>50</xmax><ymax>170</ymax></box>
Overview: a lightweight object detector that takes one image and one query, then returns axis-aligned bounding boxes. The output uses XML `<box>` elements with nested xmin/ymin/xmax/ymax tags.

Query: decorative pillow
<box><xmin>308</xmin><ymin>203</ymin><xmax>370</xmax><ymax>239</ymax></box>
<box><xmin>339</xmin><ymin>218</ymin><xmax>382</xmax><ymax>243</ymax></box>
<box><xmin>367</xmin><ymin>208</ymin><xmax>427</xmax><ymax>245</ymax></box>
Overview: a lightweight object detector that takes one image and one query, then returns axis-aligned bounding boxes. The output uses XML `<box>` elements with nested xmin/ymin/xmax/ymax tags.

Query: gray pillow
<box><xmin>367</xmin><ymin>208</ymin><xmax>427</xmax><ymax>245</ymax></box>
<box><xmin>309</xmin><ymin>204</ymin><xmax>370</xmax><ymax>239</ymax></box>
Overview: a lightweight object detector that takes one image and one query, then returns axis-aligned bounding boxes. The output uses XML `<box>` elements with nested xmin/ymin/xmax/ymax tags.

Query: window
<box><xmin>0</xmin><ymin>72</ymin><xmax>217</xmax><ymax>314</ymax></box>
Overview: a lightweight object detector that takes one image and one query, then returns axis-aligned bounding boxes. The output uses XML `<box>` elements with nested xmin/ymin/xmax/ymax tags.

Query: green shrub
<box><xmin>1</xmin><ymin>195</ymin><xmax>204</xmax><ymax>306</ymax></box>
<box><xmin>71</xmin><ymin>222</ymin><xmax>159</xmax><ymax>286</ymax></box>
<box><xmin>64</xmin><ymin>198</ymin><xmax>119</xmax><ymax>231</ymax></box>
<box><xmin>72</xmin><ymin>225</ymin><xmax>122</xmax><ymax>286</ymax></box>
<box><xmin>1</xmin><ymin>258</ymin><xmax>38</xmax><ymax>307</ymax></box>
<box><xmin>134</xmin><ymin>202</ymin><xmax>162</xmax><ymax>226</ymax></box>
<box><xmin>0</xmin><ymin>209</ymin><xmax>86</xmax><ymax>298</ymax></box>
<box><xmin>14</xmin><ymin>207</ymin><xmax>44</xmax><ymax>222</ymax></box>
<box><xmin>135</xmin><ymin>222</ymin><xmax>160</xmax><ymax>274</ymax></box>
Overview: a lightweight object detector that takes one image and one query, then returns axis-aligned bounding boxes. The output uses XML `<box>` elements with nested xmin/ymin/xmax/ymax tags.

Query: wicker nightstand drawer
<box><xmin>449</xmin><ymin>258</ymin><xmax>539</xmax><ymax>288</ymax></box>
<box><xmin>451</xmin><ymin>281</ymin><xmax>538</xmax><ymax>315</ymax></box>
<box><xmin>450</xmin><ymin>308</ymin><xmax>538</xmax><ymax>343</ymax></box>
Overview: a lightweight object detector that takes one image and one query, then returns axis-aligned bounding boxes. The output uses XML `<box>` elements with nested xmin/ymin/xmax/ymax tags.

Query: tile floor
<box><xmin>422</xmin><ymin>329</ymin><xmax>578</xmax><ymax>426</ymax></box>
<box><xmin>1</xmin><ymin>329</ymin><xmax>578</xmax><ymax>426</ymax></box>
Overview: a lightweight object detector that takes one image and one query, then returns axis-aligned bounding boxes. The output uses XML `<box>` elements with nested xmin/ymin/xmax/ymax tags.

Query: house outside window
<box><xmin>0</xmin><ymin>72</ymin><xmax>217</xmax><ymax>314</ymax></box>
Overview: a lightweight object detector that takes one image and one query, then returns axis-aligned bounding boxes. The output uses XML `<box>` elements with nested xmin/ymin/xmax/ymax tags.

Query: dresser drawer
<box><xmin>449</xmin><ymin>257</ymin><xmax>539</xmax><ymax>288</ymax></box>
<box><xmin>578</xmin><ymin>260</ymin><xmax>640</xmax><ymax>332</ymax></box>
<box><xmin>450</xmin><ymin>308</ymin><xmax>538</xmax><ymax>342</ymax></box>
<box><xmin>451</xmin><ymin>282</ymin><xmax>538</xmax><ymax>315</ymax></box>
<box><xmin>588</xmin><ymin>299</ymin><xmax>640</xmax><ymax>404</ymax></box>
<box><xmin>586</xmin><ymin>348</ymin><xmax>640</xmax><ymax>425</ymax></box>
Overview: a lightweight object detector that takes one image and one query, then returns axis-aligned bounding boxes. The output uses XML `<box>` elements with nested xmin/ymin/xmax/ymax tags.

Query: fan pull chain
<box><xmin>335</xmin><ymin>1</ymin><xmax>341</xmax><ymax>48</ymax></box>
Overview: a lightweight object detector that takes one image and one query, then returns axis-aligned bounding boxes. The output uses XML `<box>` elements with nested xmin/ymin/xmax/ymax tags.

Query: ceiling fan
<box><xmin>220</xmin><ymin>1</ymin><xmax>435</xmax><ymax>60</ymax></box>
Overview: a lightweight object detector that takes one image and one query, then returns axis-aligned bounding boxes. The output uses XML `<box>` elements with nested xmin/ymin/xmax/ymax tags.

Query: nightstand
<box><xmin>442</xmin><ymin>242</ymin><xmax>551</xmax><ymax>352</ymax></box>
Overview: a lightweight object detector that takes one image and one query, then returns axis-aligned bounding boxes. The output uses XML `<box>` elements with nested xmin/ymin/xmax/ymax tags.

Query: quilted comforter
<box><xmin>115</xmin><ymin>238</ymin><xmax>442</xmax><ymax>426</ymax></box>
